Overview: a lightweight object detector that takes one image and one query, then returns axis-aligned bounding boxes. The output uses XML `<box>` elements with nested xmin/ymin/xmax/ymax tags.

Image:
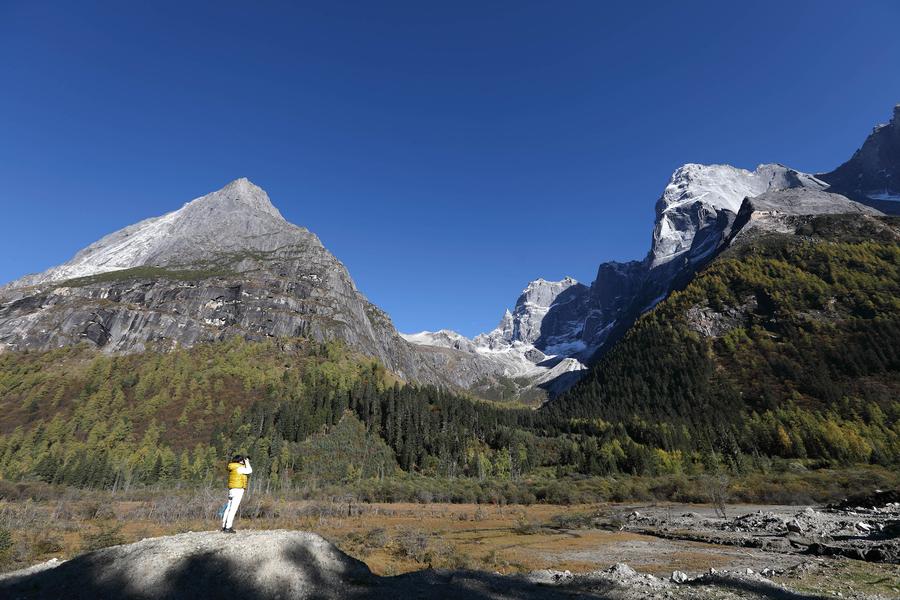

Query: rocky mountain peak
<box><xmin>1</xmin><ymin>179</ymin><xmax>314</xmax><ymax>290</ymax></box>
<box><xmin>820</xmin><ymin>104</ymin><xmax>900</xmax><ymax>209</ymax></box>
<box><xmin>520</xmin><ymin>277</ymin><xmax>580</xmax><ymax>308</ymax></box>
<box><xmin>650</xmin><ymin>163</ymin><xmax>826</xmax><ymax>268</ymax></box>
<box><xmin>191</xmin><ymin>177</ymin><xmax>284</xmax><ymax>221</ymax></box>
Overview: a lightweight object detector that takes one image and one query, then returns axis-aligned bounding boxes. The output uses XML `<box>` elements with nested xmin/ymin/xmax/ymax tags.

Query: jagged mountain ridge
<box><xmin>405</xmin><ymin>163</ymin><xmax>828</xmax><ymax>381</ymax></box>
<box><xmin>404</xmin><ymin>105</ymin><xmax>899</xmax><ymax>389</ymax></box>
<box><xmin>401</xmin><ymin>277</ymin><xmax>589</xmax><ymax>398</ymax></box>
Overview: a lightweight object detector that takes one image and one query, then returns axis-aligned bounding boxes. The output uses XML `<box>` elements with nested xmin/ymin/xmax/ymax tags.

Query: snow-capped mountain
<box><xmin>650</xmin><ymin>163</ymin><xmax>827</xmax><ymax>268</ymax></box>
<box><xmin>408</xmin><ymin>99</ymin><xmax>900</xmax><ymax>396</ymax></box>
<box><xmin>403</xmin><ymin>163</ymin><xmax>826</xmax><ymax>391</ymax></box>
<box><xmin>401</xmin><ymin>277</ymin><xmax>590</xmax><ymax>390</ymax></box>
<box><xmin>0</xmin><ymin>177</ymin><xmax>591</xmax><ymax>398</ymax></box>
<box><xmin>474</xmin><ymin>277</ymin><xmax>588</xmax><ymax>350</ymax></box>
<box><xmin>3</xmin><ymin>103</ymin><xmax>896</xmax><ymax>402</ymax></box>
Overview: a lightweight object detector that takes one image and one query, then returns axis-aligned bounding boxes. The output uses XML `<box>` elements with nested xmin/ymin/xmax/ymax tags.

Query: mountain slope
<box><xmin>0</xmin><ymin>180</ymin><xmax>410</xmax><ymax>376</ymax></box>
<box><xmin>544</xmin><ymin>193</ymin><xmax>899</xmax><ymax>464</ymax></box>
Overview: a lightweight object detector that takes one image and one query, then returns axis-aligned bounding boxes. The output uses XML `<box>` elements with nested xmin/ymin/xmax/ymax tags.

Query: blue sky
<box><xmin>1</xmin><ymin>1</ymin><xmax>899</xmax><ymax>337</ymax></box>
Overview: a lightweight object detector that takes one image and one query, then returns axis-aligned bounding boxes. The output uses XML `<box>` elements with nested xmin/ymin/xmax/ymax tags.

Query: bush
<box><xmin>392</xmin><ymin>528</ymin><xmax>430</xmax><ymax>562</ymax></box>
<box><xmin>340</xmin><ymin>527</ymin><xmax>389</xmax><ymax>557</ymax></box>
<box><xmin>81</xmin><ymin>525</ymin><xmax>125</xmax><ymax>552</ymax></box>
<box><xmin>512</xmin><ymin>516</ymin><xmax>540</xmax><ymax>535</ymax></box>
<box><xmin>0</xmin><ymin>528</ymin><xmax>13</xmax><ymax>565</ymax></box>
<box><xmin>78</xmin><ymin>501</ymin><xmax>116</xmax><ymax>520</ymax></box>
<box><xmin>546</xmin><ymin>511</ymin><xmax>596</xmax><ymax>530</ymax></box>
<box><xmin>32</xmin><ymin>534</ymin><xmax>64</xmax><ymax>555</ymax></box>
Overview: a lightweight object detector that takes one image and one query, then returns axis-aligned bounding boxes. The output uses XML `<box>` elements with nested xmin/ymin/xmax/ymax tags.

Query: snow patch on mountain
<box><xmin>868</xmin><ymin>191</ymin><xmax>900</xmax><ymax>201</ymax></box>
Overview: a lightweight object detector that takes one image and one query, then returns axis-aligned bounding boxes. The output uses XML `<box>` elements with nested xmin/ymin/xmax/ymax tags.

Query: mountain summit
<box><xmin>4</xmin><ymin>178</ymin><xmax>302</xmax><ymax>289</ymax></box>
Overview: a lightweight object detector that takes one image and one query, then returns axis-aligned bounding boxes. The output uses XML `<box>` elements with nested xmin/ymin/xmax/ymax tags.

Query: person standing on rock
<box><xmin>222</xmin><ymin>455</ymin><xmax>252</xmax><ymax>533</ymax></box>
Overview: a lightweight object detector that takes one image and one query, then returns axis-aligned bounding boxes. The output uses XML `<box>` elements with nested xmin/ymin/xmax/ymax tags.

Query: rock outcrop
<box><xmin>0</xmin><ymin>530</ymin><xmax>374</xmax><ymax>600</ymax></box>
<box><xmin>820</xmin><ymin>104</ymin><xmax>900</xmax><ymax>214</ymax></box>
<box><xmin>730</xmin><ymin>188</ymin><xmax>882</xmax><ymax>241</ymax></box>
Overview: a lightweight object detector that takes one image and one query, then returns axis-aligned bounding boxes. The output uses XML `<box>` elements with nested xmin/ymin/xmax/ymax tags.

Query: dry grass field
<box><xmin>1</xmin><ymin>489</ymin><xmax>898</xmax><ymax>598</ymax></box>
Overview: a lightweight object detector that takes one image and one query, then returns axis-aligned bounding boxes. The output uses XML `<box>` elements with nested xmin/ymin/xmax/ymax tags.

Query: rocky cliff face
<box><xmin>649</xmin><ymin>163</ymin><xmax>827</xmax><ymax>268</ymax></box>
<box><xmin>730</xmin><ymin>188</ymin><xmax>882</xmax><ymax>241</ymax></box>
<box><xmin>475</xmin><ymin>277</ymin><xmax>589</xmax><ymax>351</ymax></box>
<box><xmin>402</xmin><ymin>277</ymin><xmax>590</xmax><ymax>397</ymax></box>
<box><xmin>820</xmin><ymin>104</ymin><xmax>900</xmax><ymax>214</ymax></box>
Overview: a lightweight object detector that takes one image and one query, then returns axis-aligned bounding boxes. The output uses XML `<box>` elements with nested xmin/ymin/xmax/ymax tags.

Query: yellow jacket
<box><xmin>227</xmin><ymin>460</ymin><xmax>252</xmax><ymax>489</ymax></box>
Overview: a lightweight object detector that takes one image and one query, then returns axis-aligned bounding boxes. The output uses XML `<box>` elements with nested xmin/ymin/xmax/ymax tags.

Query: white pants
<box><xmin>222</xmin><ymin>488</ymin><xmax>244</xmax><ymax>529</ymax></box>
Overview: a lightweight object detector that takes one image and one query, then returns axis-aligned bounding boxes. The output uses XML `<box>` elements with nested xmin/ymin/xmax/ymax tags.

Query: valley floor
<box><xmin>1</xmin><ymin>491</ymin><xmax>898</xmax><ymax>598</ymax></box>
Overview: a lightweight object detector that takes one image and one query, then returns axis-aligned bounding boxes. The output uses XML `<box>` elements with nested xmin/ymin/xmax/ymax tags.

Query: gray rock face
<box><xmin>579</xmin><ymin>260</ymin><xmax>646</xmax><ymax>352</ymax></box>
<box><xmin>2</xmin><ymin>178</ymin><xmax>305</xmax><ymax>290</ymax></box>
<box><xmin>0</xmin><ymin>530</ymin><xmax>373</xmax><ymax>599</ymax></box>
<box><xmin>820</xmin><ymin>104</ymin><xmax>900</xmax><ymax>213</ymax></box>
<box><xmin>686</xmin><ymin>296</ymin><xmax>759</xmax><ymax>338</ymax></box>
<box><xmin>650</xmin><ymin>163</ymin><xmax>827</xmax><ymax>268</ymax></box>
<box><xmin>475</xmin><ymin>277</ymin><xmax>587</xmax><ymax>349</ymax></box>
<box><xmin>731</xmin><ymin>188</ymin><xmax>883</xmax><ymax>240</ymax></box>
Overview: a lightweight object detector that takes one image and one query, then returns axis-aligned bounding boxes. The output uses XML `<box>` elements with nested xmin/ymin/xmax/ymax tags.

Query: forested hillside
<box><xmin>0</xmin><ymin>338</ymin><xmax>546</xmax><ymax>490</ymax></box>
<box><xmin>547</xmin><ymin>215</ymin><xmax>900</xmax><ymax>469</ymax></box>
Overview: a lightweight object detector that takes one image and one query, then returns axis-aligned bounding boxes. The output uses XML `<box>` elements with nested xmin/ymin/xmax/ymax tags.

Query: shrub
<box><xmin>81</xmin><ymin>525</ymin><xmax>125</xmax><ymax>552</ymax></box>
<box><xmin>32</xmin><ymin>534</ymin><xmax>64</xmax><ymax>555</ymax></box>
<box><xmin>512</xmin><ymin>516</ymin><xmax>540</xmax><ymax>535</ymax></box>
<box><xmin>0</xmin><ymin>528</ymin><xmax>13</xmax><ymax>565</ymax></box>
<box><xmin>392</xmin><ymin>528</ymin><xmax>430</xmax><ymax>562</ymax></box>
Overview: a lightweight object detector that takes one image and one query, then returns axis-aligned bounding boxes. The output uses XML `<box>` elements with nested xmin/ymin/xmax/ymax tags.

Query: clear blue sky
<box><xmin>1</xmin><ymin>1</ymin><xmax>899</xmax><ymax>337</ymax></box>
